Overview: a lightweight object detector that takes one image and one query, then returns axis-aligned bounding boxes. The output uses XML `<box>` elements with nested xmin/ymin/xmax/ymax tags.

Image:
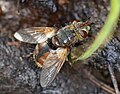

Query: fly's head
<box><xmin>71</xmin><ymin>20</ymin><xmax>91</xmax><ymax>40</ymax></box>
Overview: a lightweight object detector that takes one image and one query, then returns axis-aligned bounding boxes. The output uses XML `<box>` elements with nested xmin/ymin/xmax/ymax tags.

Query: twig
<box><xmin>107</xmin><ymin>61</ymin><xmax>120</xmax><ymax>94</ymax></box>
<box><xmin>83</xmin><ymin>69</ymin><xmax>116</xmax><ymax>94</ymax></box>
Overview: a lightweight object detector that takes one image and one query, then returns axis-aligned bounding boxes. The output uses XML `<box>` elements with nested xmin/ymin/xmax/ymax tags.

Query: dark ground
<box><xmin>0</xmin><ymin>0</ymin><xmax>120</xmax><ymax>94</ymax></box>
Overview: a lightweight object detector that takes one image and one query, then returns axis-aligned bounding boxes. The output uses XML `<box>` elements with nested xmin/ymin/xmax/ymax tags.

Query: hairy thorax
<box><xmin>52</xmin><ymin>28</ymin><xmax>78</xmax><ymax>47</ymax></box>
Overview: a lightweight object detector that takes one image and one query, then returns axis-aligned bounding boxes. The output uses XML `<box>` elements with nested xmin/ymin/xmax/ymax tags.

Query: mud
<box><xmin>0</xmin><ymin>0</ymin><xmax>120</xmax><ymax>94</ymax></box>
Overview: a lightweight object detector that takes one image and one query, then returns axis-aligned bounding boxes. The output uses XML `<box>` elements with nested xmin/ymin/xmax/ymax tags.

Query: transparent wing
<box><xmin>14</xmin><ymin>27</ymin><xmax>56</xmax><ymax>44</ymax></box>
<box><xmin>40</xmin><ymin>47</ymin><xmax>68</xmax><ymax>87</ymax></box>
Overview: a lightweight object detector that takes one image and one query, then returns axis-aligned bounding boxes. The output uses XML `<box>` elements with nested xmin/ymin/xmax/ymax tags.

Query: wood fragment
<box><xmin>83</xmin><ymin>69</ymin><xmax>116</xmax><ymax>94</ymax></box>
<box><xmin>107</xmin><ymin>61</ymin><xmax>120</xmax><ymax>94</ymax></box>
<box><xmin>7</xmin><ymin>41</ymin><xmax>21</xmax><ymax>48</ymax></box>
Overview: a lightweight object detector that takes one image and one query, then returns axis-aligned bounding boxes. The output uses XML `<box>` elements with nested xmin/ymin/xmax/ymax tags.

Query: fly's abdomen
<box><xmin>52</xmin><ymin>28</ymin><xmax>76</xmax><ymax>47</ymax></box>
<box><xmin>33</xmin><ymin>43</ymin><xmax>50</xmax><ymax>67</ymax></box>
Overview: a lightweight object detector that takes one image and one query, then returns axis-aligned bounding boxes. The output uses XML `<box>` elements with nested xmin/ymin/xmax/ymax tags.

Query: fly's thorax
<box><xmin>52</xmin><ymin>28</ymin><xmax>78</xmax><ymax>47</ymax></box>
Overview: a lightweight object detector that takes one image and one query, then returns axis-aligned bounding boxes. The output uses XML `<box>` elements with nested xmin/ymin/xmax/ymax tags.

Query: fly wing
<box><xmin>40</xmin><ymin>47</ymin><xmax>69</xmax><ymax>87</ymax></box>
<box><xmin>14</xmin><ymin>27</ymin><xmax>56</xmax><ymax>44</ymax></box>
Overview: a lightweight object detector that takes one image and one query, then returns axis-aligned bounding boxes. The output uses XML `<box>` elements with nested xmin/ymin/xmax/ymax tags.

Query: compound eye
<box><xmin>79</xmin><ymin>30</ymin><xmax>88</xmax><ymax>38</ymax></box>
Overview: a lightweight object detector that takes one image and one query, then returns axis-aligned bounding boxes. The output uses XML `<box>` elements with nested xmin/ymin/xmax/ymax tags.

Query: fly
<box><xmin>14</xmin><ymin>20</ymin><xmax>91</xmax><ymax>87</ymax></box>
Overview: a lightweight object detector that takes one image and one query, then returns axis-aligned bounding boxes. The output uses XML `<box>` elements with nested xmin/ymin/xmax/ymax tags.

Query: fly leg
<box><xmin>66</xmin><ymin>47</ymin><xmax>74</xmax><ymax>65</ymax></box>
<box><xmin>67</xmin><ymin>53</ymin><xmax>74</xmax><ymax>66</ymax></box>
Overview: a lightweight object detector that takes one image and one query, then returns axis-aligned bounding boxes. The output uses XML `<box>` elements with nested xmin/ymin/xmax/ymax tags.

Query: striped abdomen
<box><xmin>33</xmin><ymin>43</ymin><xmax>50</xmax><ymax>67</ymax></box>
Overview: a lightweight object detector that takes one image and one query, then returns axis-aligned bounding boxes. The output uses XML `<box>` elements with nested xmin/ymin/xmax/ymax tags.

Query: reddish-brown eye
<box><xmin>79</xmin><ymin>30</ymin><xmax>88</xmax><ymax>38</ymax></box>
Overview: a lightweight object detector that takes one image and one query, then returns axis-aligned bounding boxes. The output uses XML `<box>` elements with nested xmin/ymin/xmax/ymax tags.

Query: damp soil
<box><xmin>0</xmin><ymin>0</ymin><xmax>120</xmax><ymax>94</ymax></box>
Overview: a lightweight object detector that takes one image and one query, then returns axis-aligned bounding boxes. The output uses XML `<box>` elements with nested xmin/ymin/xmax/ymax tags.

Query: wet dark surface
<box><xmin>0</xmin><ymin>0</ymin><xmax>120</xmax><ymax>94</ymax></box>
